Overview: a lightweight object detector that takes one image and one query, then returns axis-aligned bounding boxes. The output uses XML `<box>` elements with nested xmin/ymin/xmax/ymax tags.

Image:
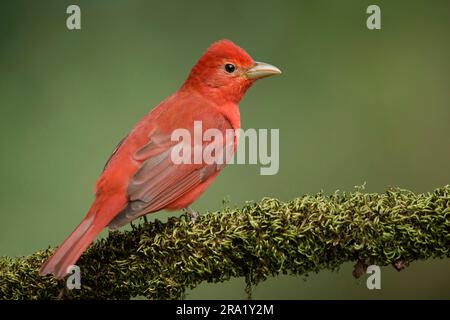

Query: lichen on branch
<box><xmin>1</xmin><ymin>185</ymin><xmax>449</xmax><ymax>299</ymax></box>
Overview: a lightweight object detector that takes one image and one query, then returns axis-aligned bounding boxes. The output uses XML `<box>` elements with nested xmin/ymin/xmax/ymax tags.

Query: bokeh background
<box><xmin>1</xmin><ymin>0</ymin><xmax>449</xmax><ymax>299</ymax></box>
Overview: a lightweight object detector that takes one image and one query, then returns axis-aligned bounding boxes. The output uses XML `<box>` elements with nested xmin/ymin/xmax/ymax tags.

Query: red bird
<box><xmin>40</xmin><ymin>39</ymin><xmax>281</xmax><ymax>279</ymax></box>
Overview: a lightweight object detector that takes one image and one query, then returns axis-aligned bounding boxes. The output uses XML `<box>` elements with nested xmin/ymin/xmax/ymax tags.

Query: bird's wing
<box><xmin>108</xmin><ymin>115</ymin><xmax>234</xmax><ymax>229</ymax></box>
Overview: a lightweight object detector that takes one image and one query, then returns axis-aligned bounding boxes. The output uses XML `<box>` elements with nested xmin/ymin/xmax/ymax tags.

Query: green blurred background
<box><xmin>1</xmin><ymin>0</ymin><xmax>449</xmax><ymax>299</ymax></box>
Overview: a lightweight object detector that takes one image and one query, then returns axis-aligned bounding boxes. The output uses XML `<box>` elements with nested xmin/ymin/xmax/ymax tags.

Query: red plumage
<box><xmin>40</xmin><ymin>39</ymin><xmax>281</xmax><ymax>279</ymax></box>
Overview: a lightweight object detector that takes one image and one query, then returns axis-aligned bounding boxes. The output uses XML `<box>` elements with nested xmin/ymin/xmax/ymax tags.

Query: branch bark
<box><xmin>1</xmin><ymin>186</ymin><xmax>449</xmax><ymax>299</ymax></box>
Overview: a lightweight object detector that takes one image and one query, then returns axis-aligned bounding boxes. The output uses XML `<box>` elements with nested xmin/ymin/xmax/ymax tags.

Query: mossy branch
<box><xmin>1</xmin><ymin>186</ymin><xmax>450</xmax><ymax>299</ymax></box>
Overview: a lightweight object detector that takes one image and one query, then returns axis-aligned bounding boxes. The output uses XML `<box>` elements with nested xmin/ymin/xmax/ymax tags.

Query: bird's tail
<box><xmin>39</xmin><ymin>202</ymin><xmax>111</xmax><ymax>279</ymax></box>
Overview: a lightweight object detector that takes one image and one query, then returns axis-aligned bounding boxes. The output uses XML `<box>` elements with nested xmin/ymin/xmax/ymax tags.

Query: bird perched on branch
<box><xmin>40</xmin><ymin>39</ymin><xmax>281</xmax><ymax>279</ymax></box>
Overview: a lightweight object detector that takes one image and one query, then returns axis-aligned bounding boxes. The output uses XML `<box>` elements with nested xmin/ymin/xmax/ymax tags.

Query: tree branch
<box><xmin>1</xmin><ymin>186</ymin><xmax>449</xmax><ymax>299</ymax></box>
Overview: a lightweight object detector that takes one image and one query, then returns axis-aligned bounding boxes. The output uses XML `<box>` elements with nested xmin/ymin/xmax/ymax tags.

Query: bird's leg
<box><xmin>184</xmin><ymin>207</ymin><xmax>199</xmax><ymax>223</ymax></box>
<box><xmin>143</xmin><ymin>215</ymin><xmax>148</xmax><ymax>224</ymax></box>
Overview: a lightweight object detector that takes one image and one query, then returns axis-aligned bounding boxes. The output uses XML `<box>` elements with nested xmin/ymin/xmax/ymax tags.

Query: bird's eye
<box><xmin>224</xmin><ymin>64</ymin><xmax>236</xmax><ymax>73</ymax></box>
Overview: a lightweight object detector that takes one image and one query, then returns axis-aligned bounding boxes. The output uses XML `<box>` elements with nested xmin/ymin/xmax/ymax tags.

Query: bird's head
<box><xmin>183</xmin><ymin>39</ymin><xmax>281</xmax><ymax>104</ymax></box>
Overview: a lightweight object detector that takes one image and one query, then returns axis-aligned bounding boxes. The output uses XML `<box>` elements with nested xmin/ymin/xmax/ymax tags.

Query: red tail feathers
<box><xmin>40</xmin><ymin>193</ymin><xmax>128</xmax><ymax>279</ymax></box>
<box><xmin>39</xmin><ymin>211</ymin><xmax>100</xmax><ymax>279</ymax></box>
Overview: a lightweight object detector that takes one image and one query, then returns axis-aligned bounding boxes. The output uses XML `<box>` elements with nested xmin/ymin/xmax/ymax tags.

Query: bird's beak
<box><xmin>245</xmin><ymin>61</ymin><xmax>282</xmax><ymax>79</ymax></box>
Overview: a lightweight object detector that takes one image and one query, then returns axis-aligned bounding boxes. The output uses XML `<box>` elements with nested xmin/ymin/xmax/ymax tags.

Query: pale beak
<box><xmin>245</xmin><ymin>61</ymin><xmax>282</xmax><ymax>79</ymax></box>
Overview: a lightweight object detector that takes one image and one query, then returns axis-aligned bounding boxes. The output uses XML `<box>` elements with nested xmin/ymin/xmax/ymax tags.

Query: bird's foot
<box><xmin>184</xmin><ymin>207</ymin><xmax>199</xmax><ymax>223</ymax></box>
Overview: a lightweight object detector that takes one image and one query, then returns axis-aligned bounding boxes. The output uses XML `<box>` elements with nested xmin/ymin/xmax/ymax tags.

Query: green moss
<box><xmin>1</xmin><ymin>186</ymin><xmax>449</xmax><ymax>299</ymax></box>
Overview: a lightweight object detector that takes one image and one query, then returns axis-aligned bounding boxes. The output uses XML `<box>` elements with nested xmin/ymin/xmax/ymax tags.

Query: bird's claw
<box><xmin>184</xmin><ymin>207</ymin><xmax>199</xmax><ymax>223</ymax></box>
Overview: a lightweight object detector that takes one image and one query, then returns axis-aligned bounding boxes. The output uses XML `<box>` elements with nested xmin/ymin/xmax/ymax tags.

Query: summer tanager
<box><xmin>40</xmin><ymin>39</ymin><xmax>281</xmax><ymax>279</ymax></box>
